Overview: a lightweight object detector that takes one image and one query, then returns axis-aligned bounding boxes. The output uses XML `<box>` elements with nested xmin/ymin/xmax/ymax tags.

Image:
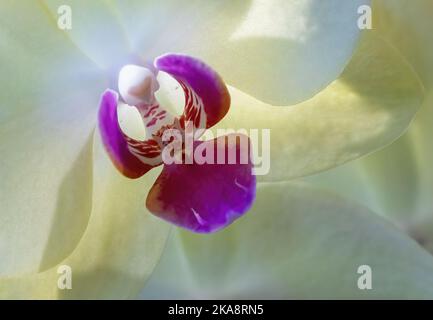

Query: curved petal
<box><xmin>98</xmin><ymin>89</ymin><xmax>160</xmax><ymax>179</ymax></box>
<box><xmin>155</xmin><ymin>54</ymin><xmax>230</xmax><ymax>130</ymax></box>
<box><xmin>214</xmin><ymin>32</ymin><xmax>424</xmax><ymax>181</ymax></box>
<box><xmin>0</xmin><ymin>133</ymin><xmax>170</xmax><ymax>299</ymax></box>
<box><xmin>140</xmin><ymin>182</ymin><xmax>433</xmax><ymax>299</ymax></box>
<box><xmin>111</xmin><ymin>0</ymin><xmax>369</xmax><ymax>105</ymax></box>
<box><xmin>0</xmin><ymin>1</ymin><xmax>105</xmax><ymax>276</ymax></box>
<box><xmin>147</xmin><ymin>134</ymin><xmax>255</xmax><ymax>233</ymax></box>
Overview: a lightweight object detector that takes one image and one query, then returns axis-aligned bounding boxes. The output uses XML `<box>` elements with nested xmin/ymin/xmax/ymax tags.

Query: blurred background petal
<box><xmin>140</xmin><ymin>182</ymin><xmax>433</xmax><ymax>299</ymax></box>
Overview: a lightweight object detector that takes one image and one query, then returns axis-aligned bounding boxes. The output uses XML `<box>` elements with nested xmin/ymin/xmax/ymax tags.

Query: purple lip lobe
<box><xmin>147</xmin><ymin>135</ymin><xmax>256</xmax><ymax>233</ymax></box>
<box><xmin>155</xmin><ymin>53</ymin><xmax>231</xmax><ymax>129</ymax></box>
<box><xmin>98</xmin><ymin>89</ymin><xmax>155</xmax><ymax>179</ymax></box>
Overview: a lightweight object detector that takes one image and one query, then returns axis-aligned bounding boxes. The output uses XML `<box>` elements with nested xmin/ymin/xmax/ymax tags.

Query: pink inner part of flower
<box><xmin>98</xmin><ymin>54</ymin><xmax>256</xmax><ymax>233</ymax></box>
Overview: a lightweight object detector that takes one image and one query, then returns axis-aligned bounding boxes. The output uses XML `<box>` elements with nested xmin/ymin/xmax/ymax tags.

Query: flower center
<box><xmin>105</xmin><ymin>54</ymin><xmax>231</xmax><ymax>169</ymax></box>
<box><xmin>118</xmin><ymin>65</ymin><xmax>159</xmax><ymax>106</ymax></box>
<box><xmin>118</xmin><ymin>64</ymin><xmax>175</xmax><ymax>142</ymax></box>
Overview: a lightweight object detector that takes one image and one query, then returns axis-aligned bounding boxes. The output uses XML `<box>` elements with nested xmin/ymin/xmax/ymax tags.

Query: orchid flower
<box><xmin>0</xmin><ymin>0</ymin><xmax>431</xmax><ymax>299</ymax></box>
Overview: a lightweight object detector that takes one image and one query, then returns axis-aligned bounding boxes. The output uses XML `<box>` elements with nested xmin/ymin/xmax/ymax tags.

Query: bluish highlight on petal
<box><xmin>146</xmin><ymin>134</ymin><xmax>256</xmax><ymax>233</ymax></box>
<box><xmin>98</xmin><ymin>89</ymin><xmax>158</xmax><ymax>179</ymax></box>
<box><xmin>155</xmin><ymin>54</ymin><xmax>230</xmax><ymax>130</ymax></box>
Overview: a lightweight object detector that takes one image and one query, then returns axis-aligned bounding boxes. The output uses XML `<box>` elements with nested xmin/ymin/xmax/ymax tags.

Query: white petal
<box><xmin>111</xmin><ymin>0</ymin><xmax>369</xmax><ymax>105</ymax></box>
